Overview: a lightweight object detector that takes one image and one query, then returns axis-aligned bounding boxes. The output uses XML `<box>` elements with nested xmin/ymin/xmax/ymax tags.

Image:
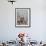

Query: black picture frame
<box><xmin>15</xmin><ymin>8</ymin><xmax>31</xmax><ymax>28</ymax></box>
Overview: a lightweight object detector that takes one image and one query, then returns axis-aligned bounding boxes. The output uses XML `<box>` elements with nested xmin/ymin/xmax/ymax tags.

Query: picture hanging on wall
<box><xmin>15</xmin><ymin>8</ymin><xmax>31</xmax><ymax>27</ymax></box>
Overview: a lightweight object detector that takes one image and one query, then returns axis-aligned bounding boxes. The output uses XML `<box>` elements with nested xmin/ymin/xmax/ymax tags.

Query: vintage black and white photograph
<box><xmin>15</xmin><ymin>8</ymin><xmax>31</xmax><ymax>27</ymax></box>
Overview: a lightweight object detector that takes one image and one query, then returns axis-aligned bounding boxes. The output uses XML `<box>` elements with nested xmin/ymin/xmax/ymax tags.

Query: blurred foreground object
<box><xmin>18</xmin><ymin>32</ymin><xmax>25</xmax><ymax>46</ymax></box>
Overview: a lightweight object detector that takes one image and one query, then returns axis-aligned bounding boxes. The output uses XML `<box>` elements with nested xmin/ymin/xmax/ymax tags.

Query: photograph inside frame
<box><xmin>15</xmin><ymin>8</ymin><xmax>31</xmax><ymax>27</ymax></box>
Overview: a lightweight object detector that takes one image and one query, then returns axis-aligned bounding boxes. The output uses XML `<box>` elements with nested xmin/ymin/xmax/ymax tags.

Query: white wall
<box><xmin>0</xmin><ymin>0</ymin><xmax>46</xmax><ymax>42</ymax></box>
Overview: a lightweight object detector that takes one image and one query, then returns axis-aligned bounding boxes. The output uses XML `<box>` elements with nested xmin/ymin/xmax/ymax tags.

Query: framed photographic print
<box><xmin>15</xmin><ymin>8</ymin><xmax>31</xmax><ymax>27</ymax></box>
